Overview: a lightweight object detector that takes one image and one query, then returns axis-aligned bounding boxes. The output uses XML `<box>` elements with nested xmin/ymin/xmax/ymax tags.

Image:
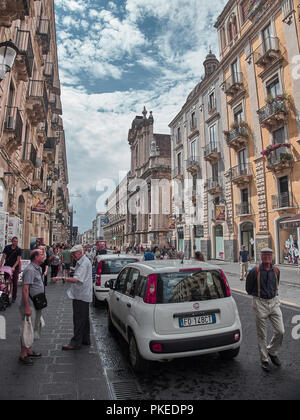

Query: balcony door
<box><xmin>278</xmin><ymin>176</ymin><xmax>290</xmax><ymax>208</ymax></box>
<box><xmin>238</xmin><ymin>148</ymin><xmax>247</xmax><ymax>173</ymax></box>
<box><xmin>262</xmin><ymin>23</ymin><xmax>272</xmax><ymax>52</ymax></box>
<box><xmin>209</xmin><ymin>124</ymin><xmax>217</xmax><ymax>151</ymax></box>
<box><xmin>191</xmin><ymin>140</ymin><xmax>197</xmax><ymax>161</ymax></box>
<box><xmin>232</xmin><ymin>60</ymin><xmax>239</xmax><ymax>83</ymax></box>
<box><xmin>241</xmin><ymin>188</ymin><xmax>249</xmax><ymax>214</ymax></box>
<box><xmin>212</xmin><ymin>162</ymin><xmax>218</xmax><ymax>182</ymax></box>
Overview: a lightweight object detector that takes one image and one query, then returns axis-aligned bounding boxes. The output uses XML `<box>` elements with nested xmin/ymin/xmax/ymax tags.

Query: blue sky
<box><xmin>54</xmin><ymin>0</ymin><xmax>228</xmax><ymax>233</ymax></box>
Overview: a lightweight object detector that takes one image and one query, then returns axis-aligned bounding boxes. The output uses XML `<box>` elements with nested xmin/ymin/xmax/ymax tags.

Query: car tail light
<box><xmin>220</xmin><ymin>269</ymin><xmax>231</xmax><ymax>297</ymax></box>
<box><xmin>234</xmin><ymin>332</ymin><xmax>240</xmax><ymax>342</ymax></box>
<box><xmin>144</xmin><ymin>274</ymin><xmax>158</xmax><ymax>304</ymax></box>
<box><xmin>151</xmin><ymin>343</ymin><xmax>163</xmax><ymax>353</ymax></box>
<box><xmin>96</xmin><ymin>261</ymin><xmax>103</xmax><ymax>286</ymax></box>
<box><xmin>136</xmin><ymin>259</ymin><xmax>140</xmax><ymax>262</ymax></box>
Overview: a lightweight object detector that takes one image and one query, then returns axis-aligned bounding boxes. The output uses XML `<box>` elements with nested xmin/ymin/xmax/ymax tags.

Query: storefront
<box><xmin>277</xmin><ymin>216</ymin><xmax>300</xmax><ymax>265</ymax></box>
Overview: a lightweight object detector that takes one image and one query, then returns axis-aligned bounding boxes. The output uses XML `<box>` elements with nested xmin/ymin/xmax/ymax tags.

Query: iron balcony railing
<box><xmin>231</xmin><ymin>163</ymin><xmax>252</xmax><ymax>181</ymax></box>
<box><xmin>257</xmin><ymin>98</ymin><xmax>288</xmax><ymax>125</ymax></box>
<box><xmin>223</xmin><ymin>72</ymin><xmax>244</xmax><ymax>94</ymax></box>
<box><xmin>15</xmin><ymin>28</ymin><xmax>34</xmax><ymax>77</ymax></box>
<box><xmin>236</xmin><ymin>202</ymin><xmax>252</xmax><ymax>216</ymax></box>
<box><xmin>226</xmin><ymin>126</ymin><xmax>249</xmax><ymax>144</ymax></box>
<box><xmin>43</xmin><ymin>61</ymin><xmax>54</xmax><ymax>82</ymax></box>
<box><xmin>254</xmin><ymin>36</ymin><xmax>281</xmax><ymax>65</ymax></box>
<box><xmin>36</xmin><ymin>18</ymin><xmax>51</xmax><ymax>44</ymax></box>
<box><xmin>272</xmin><ymin>192</ymin><xmax>291</xmax><ymax>209</ymax></box>
<box><xmin>206</xmin><ymin>178</ymin><xmax>222</xmax><ymax>191</ymax></box>
<box><xmin>172</xmin><ymin>167</ymin><xmax>183</xmax><ymax>178</ymax></box>
<box><xmin>204</xmin><ymin>142</ymin><xmax>219</xmax><ymax>158</ymax></box>
<box><xmin>27</xmin><ymin>80</ymin><xmax>49</xmax><ymax>114</ymax></box>
<box><xmin>44</xmin><ymin>137</ymin><xmax>56</xmax><ymax>150</ymax></box>
<box><xmin>267</xmin><ymin>146</ymin><xmax>293</xmax><ymax>167</ymax></box>
<box><xmin>186</xmin><ymin>156</ymin><xmax>200</xmax><ymax>168</ymax></box>
<box><xmin>4</xmin><ymin>106</ymin><xmax>23</xmax><ymax>145</ymax></box>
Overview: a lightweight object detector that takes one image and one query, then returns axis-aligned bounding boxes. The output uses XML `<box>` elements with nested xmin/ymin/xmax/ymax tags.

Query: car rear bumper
<box><xmin>149</xmin><ymin>329</ymin><xmax>241</xmax><ymax>354</ymax></box>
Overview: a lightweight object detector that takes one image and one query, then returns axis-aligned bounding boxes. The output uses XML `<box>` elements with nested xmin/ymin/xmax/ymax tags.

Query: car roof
<box><xmin>97</xmin><ymin>254</ymin><xmax>140</xmax><ymax>261</ymax></box>
<box><xmin>125</xmin><ymin>260</ymin><xmax>222</xmax><ymax>274</ymax></box>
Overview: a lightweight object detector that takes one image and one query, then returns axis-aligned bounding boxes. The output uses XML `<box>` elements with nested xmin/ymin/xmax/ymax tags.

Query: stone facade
<box><xmin>0</xmin><ymin>0</ymin><xmax>69</xmax><ymax>251</ymax></box>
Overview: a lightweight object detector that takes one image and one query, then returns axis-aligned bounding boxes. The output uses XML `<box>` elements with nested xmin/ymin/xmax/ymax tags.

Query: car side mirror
<box><xmin>105</xmin><ymin>280</ymin><xmax>114</xmax><ymax>289</ymax></box>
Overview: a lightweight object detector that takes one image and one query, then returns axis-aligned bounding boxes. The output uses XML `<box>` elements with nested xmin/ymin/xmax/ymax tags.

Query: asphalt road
<box><xmin>91</xmin><ymin>291</ymin><xmax>300</xmax><ymax>401</ymax></box>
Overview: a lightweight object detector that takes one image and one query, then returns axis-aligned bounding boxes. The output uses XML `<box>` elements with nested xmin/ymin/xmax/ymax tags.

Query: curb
<box><xmin>231</xmin><ymin>288</ymin><xmax>300</xmax><ymax>310</ymax></box>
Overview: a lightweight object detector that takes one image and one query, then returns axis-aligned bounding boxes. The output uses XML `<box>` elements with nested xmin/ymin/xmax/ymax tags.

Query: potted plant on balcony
<box><xmin>279</xmin><ymin>152</ymin><xmax>293</xmax><ymax>163</ymax></box>
<box><xmin>230</xmin><ymin>121</ymin><xmax>239</xmax><ymax>130</ymax></box>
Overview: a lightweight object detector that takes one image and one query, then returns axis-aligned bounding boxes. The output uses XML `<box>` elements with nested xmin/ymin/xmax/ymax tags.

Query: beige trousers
<box><xmin>240</xmin><ymin>262</ymin><xmax>248</xmax><ymax>280</ymax></box>
<box><xmin>252</xmin><ymin>296</ymin><xmax>285</xmax><ymax>363</ymax></box>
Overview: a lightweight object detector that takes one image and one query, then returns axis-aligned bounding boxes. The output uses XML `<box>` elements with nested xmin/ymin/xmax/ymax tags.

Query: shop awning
<box><xmin>280</xmin><ymin>215</ymin><xmax>300</xmax><ymax>229</ymax></box>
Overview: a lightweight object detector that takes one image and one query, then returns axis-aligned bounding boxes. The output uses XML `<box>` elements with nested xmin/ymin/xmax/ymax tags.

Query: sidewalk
<box><xmin>208</xmin><ymin>260</ymin><xmax>300</xmax><ymax>308</ymax></box>
<box><xmin>0</xmin><ymin>282</ymin><xmax>110</xmax><ymax>400</ymax></box>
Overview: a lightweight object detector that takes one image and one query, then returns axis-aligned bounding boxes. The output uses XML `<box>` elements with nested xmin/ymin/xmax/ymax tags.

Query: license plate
<box><xmin>179</xmin><ymin>314</ymin><xmax>216</xmax><ymax>328</ymax></box>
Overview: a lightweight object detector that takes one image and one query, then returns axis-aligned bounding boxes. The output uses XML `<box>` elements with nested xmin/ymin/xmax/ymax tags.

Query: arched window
<box><xmin>221</xmin><ymin>27</ymin><xmax>227</xmax><ymax>50</ymax></box>
<box><xmin>228</xmin><ymin>21</ymin><xmax>233</xmax><ymax>43</ymax></box>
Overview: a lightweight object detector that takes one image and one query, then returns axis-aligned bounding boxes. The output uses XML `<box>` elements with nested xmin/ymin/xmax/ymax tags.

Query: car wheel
<box><xmin>128</xmin><ymin>333</ymin><xmax>149</xmax><ymax>373</ymax></box>
<box><xmin>219</xmin><ymin>347</ymin><xmax>240</xmax><ymax>361</ymax></box>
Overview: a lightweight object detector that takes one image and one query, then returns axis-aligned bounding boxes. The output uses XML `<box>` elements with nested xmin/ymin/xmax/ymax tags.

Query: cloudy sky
<box><xmin>54</xmin><ymin>0</ymin><xmax>227</xmax><ymax>233</ymax></box>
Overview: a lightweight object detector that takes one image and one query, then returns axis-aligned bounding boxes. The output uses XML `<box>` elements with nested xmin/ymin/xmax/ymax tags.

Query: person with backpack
<box><xmin>246</xmin><ymin>248</ymin><xmax>285</xmax><ymax>372</ymax></box>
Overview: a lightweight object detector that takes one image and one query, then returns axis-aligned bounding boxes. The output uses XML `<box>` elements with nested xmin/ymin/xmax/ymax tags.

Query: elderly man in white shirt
<box><xmin>53</xmin><ymin>245</ymin><xmax>93</xmax><ymax>350</ymax></box>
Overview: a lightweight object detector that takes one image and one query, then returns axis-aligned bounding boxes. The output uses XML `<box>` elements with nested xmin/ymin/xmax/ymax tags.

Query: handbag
<box><xmin>30</xmin><ymin>292</ymin><xmax>48</xmax><ymax>310</ymax></box>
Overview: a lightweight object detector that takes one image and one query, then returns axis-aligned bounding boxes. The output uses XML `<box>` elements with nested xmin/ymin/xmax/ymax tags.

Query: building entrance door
<box><xmin>215</xmin><ymin>225</ymin><xmax>224</xmax><ymax>260</ymax></box>
<box><xmin>241</xmin><ymin>222</ymin><xmax>255</xmax><ymax>260</ymax></box>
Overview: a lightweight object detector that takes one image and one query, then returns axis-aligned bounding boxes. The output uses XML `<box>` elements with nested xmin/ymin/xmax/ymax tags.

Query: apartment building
<box><xmin>0</xmin><ymin>0</ymin><xmax>69</xmax><ymax>250</ymax></box>
<box><xmin>170</xmin><ymin>0</ymin><xmax>300</xmax><ymax>264</ymax></box>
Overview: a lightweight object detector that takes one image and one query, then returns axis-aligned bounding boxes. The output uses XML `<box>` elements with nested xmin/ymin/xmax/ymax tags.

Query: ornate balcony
<box><xmin>223</xmin><ymin>72</ymin><xmax>245</xmax><ymax>97</ymax></box>
<box><xmin>49</xmin><ymin>93</ymin><xmax>62</xmax><ymax>115</ymax></box>
<box><xmin>36</xmin><ymin>18</ymin><xmax>51</xmax><ymax>55</ymax></box>
<box><xmin>43</xmin><ymin>61</ymin><xmax>54</xmax><ymax>85</ymax></box>
<box><xmin>186</xmin><ymin>156</ymin><xmax>200</xmax><ymax>175</ymax></box>
<box><xmin>0</xmin><ymin>0</ymin><xmax>30</xmax><ymax>28</ymax></box>
<box><xmin>231</xmin><ymin>163</ymin><xmax>253</xmax><ymax>187</ymax></box>
<box><xmin>208</xmin><ymin>98</ymin><xmax>217</xmax><ymax>115</ymax></box>
<box><xmin>272</xmin><ymin>192</ymin><xmax>292</xmax><ymax>210</ymax></box>
<box><xmin>204</xmin><ymin>142</ymin><xmax>220</xmax><ymax>163</ymax></box>
<box><xmin>36</xmin><ymin>121</ymin><xmax>47</xmax><ymax>145</ymax></box>
<box><xmin>206</xmin><ymin>178</ymin><xmax>222</xmax><ymax>195</ymax></box>
<box><xmin>43</xmin><ymin>137</ymin><xmax>56</xmax><ymax>163</ymax></box>
<box><xmin>26</xmin><ymin>80</ymin><xmax>48</xmax><ymax>125</ymax></box>
<box><xmin>254</xmin><ymin>37</ymin><xmax>284</xmax><ymax>69</ymax></box>
<box><xmin>51</xmin><ymin>114</ymin><xmax>63</xmax><ymax>131</ymax></box>
<box><xmin>225</xmin><ymin>124</ymin><xmax>249</xmax><ymax>150</ymax></box>
<box><xmin>2</xmin><ymin>106</ymin><xmax>23</xmax><ymax>154</ymax></box>
<box><xmin>257</xmin><ymin>98</ymin><xmax>288</xmax><ymax>130</ymax></box>
<box><xmin>14</xmin><ymin>29</ymin><xmax>34</xmax><ymax>81</ymax></box>
<box><xmin>21</xmin><ymin>144</ymin><xmax>37</xmax><ymax>177</ymax></box>
<box><xmin>266</xmin><ymin>146</ymin><xmax>294</xmax><ymax>174</ymax></box>
<box><xmin>235</xmin><ymin>202</ymin><xmax>253</xmax><ymax>217</ymax></box>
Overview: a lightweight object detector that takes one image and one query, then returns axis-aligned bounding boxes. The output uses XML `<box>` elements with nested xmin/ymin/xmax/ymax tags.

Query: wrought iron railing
<box><xmin>253</xmin><ymin>36</ymin><xmax>281</xmax><ymax>65</ymax></box>
<box><xmin>226</xmin><ymin>126</ymin><xmax>249</xmax><ymax>144</ymax></box>
<box><xmin>204</xmin><ymin>142</ymin><xmax>219</xmax><ymax>157</ymax></box>
<box><xmin>223</xmin><ymin>72</ymin><xmax>244</xmax><ymax>93</ymax></box>
<box><xmin>231</xmin><ymin>163</ymin><xmax>252</xmax><ymax>180</ymax></box>
<box><xmin>4</xmin><ymin>106</ymin><xmax>23</xmax><ymax>145</ymax></box>
<box><xmin>257</xmin><ymin>98</ymin><xmax>288</xmax><ymax>124</ymax></box>
<box><xmin>272</xmin><ymin>192</ymin><xmax>291</xmax><ymax>209</ymax></box>
<box><xmin>236</xmin><ymin>202</ymin><xmax>252</xmax><ymax>216</ymax></box>
<box><xmin>15</xmin><ymin>28</ymin><xmax>34</xmax><ymax>77</ymax></box>
<box><xmin>267</xmin><ymin>146</ymin><xmax>293</xmax><ymax>166</ymax></box>
<box><xmin>206</xmin><ymin>178</ymin><xmax>221</xmax><ymax>191</ymax></box>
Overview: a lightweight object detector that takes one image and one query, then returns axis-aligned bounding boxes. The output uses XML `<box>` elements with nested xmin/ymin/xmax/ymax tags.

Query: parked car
<box><xmin>93</xmin><ymin>254</ymin><xmax>140</xmax><ymax>307</ymax></box>
<box><xmin>106</xmin><ymin>260</ymin><xmax>242</xmax><ymax>372</ymax></box>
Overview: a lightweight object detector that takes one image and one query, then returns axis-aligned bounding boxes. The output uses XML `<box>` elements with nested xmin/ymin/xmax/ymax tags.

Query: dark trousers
<box><xmin>51</xmin><ymin>265</ymin><xmax>59</xmax><ymax>278</ymax></box>
<box><xmin>5</xmin><ymin>269</ymin><xmax>19</xmax><ymax>300</ymax></box>
<box><xmin>70</xmin><ymin>300</ymin><xmax>90</xmax><ymax>348</ymax></box>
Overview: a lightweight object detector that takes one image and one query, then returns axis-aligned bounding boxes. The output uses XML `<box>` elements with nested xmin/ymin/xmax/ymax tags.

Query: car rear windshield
<box><xmin>101</xmin><ymin>259</ymin><xmax>138</xmax><ymax>275</ymax></box>
<box><xmin>158</xmin><ymin>270</ymin><xmax>227</xmax><ymax>303</ymax></box>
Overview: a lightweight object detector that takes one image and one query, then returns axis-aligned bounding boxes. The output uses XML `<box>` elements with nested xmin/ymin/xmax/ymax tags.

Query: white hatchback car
<box><xmin>93</xmin><ymin>254</ymin><xmax>140</xmax><ymax>306</ymax></box>
<box><xmin>106</xmin><ymin>260</ymin><xmax>242</xmax><ymax>372</ymax></box>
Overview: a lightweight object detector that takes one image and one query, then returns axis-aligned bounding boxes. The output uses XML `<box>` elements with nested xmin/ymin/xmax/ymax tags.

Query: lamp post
<box><xmin>0</xmin><ymin>40</ymin><xmax>19</xmax><ymax>81</ymax></box>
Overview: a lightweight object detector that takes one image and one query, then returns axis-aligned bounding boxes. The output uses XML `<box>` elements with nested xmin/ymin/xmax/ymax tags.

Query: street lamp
<box><xmin>0</xmin><ymin>40</ymin><xmax>19</xmax><ymax>81</ymax></box>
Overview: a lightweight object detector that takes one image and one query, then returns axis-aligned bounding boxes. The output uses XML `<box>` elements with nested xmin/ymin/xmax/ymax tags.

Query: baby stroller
<box><xmin>0</xmin><ymin>266</ymin><xmax>13</xmax><ymax>311</ymax></box>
